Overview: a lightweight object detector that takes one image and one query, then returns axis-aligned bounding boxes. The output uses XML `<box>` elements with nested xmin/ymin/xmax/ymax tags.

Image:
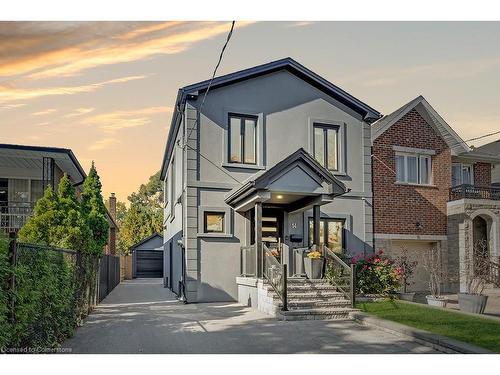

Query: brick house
<box><xmin>372</xmin><ymin>96</ymin><xmax>500</xmax><ymax>293</ymax></box>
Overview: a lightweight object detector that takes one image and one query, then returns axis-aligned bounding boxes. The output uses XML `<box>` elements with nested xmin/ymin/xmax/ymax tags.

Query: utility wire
<box><xmin>184</xmin><ymin>21</ymin><xmax>235</xmax><ymax>145</ymax></box>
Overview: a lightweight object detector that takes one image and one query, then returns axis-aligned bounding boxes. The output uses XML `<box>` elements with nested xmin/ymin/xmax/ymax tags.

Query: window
<box><xmin>313</xmin><ymin>123</ymin><xmax>339</xmax><ymax>171</ymax></box>
<box><xmin>395</xmin><ymin>153</ymin><xmax>432</xmax><ymax>185</ymax></box>
<box><xmin>228</xmin><ymin>114</ymin><xmax>257</xmax><ymax>164</ymax></box>
<box><xmin>452</xmin><ymin>163</ymin><xmax>473</xmax><ymax>186</ymax></box>
<box><xmin>204</xmin><ymin>211</ymin><xmax>225</xmax><ymax>233</ymax></box>
<box><xmin>308</xmin><ymin>218</ymin><xmax>344</xmax><ymax>253</ymax></box>
<box><xmin>30</xmin><ymin>180</ymin><xmax>44</xmax><ymax>202</ymax></box>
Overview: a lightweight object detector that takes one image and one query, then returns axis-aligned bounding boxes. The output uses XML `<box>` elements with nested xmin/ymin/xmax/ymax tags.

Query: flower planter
<box><xmin>304</xmin><ymin>257</ymin><xmax>324</xmax><ymax>279</ymax></box>
<box><xmin>399</xmin><ymin>292</ymin><xmax>416</xmax><ymax>302</ymax></box>
<box><xmin>458</xmin><ymin>293</ymin><xmax>489</xmax><ymax>314</ymax></box>
<box><xmin>426</xmin><ymin>295</ymin><xmax>448</xmax><ymax>308</ymax></box>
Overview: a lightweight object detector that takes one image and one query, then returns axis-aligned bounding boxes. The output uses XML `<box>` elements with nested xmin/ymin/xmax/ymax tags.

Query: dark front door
<box><xmin>250</xmin><ymin>207</ymin><xmax>284</xmax><ymax>258</ymax></box>
<box><xmin>136</xmin><ymin>250</ymin><xmax>164</xmax><ymax>278</ymax></box>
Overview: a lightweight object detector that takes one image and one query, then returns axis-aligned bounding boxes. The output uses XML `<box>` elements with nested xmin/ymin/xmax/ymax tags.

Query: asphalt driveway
<box><xmin>63</xmin><ymin>278</ymin><xmax>437</xmax><ymax>354</ymax></box>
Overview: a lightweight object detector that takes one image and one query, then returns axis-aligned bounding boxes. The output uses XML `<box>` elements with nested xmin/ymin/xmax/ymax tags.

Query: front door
<box><xmin>250</xmin><ymin>207</ymin><xmax>284</xmax><ymax>258</ymax></box>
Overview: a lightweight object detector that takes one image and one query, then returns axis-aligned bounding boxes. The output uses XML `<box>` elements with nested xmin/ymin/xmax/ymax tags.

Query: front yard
<box><xmin>357</xmin><ymin>300</ymin><xmax>500</xmax><ymax>353</ymax></box>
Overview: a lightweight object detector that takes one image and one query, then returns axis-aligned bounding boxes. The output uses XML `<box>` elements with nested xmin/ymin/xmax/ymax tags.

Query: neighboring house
<box><xmin>0</xmin><ymin>143</ymin><xmax>118</xmax><ymax>254</ymax></box>
<box><xmin>466</xmin><ymin>139</ymin><xmax>500</xmax><ymax>186</ymax></box>
<box><xmin>160</xmin><ymin>58</ymin><xmax>381</xmax><ymax>304</ymax></box>
<box><xmin>130</xmin><ymin>232</ymin><xmax>164</xmax><ymax>278</ymax></box>
<box><xmin>371</xmin><ymin>96</ymin><xmax>500</xmax><ymax>292</ymax></box>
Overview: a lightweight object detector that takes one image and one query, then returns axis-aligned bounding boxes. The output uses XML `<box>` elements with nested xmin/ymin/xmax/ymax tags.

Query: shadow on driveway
<box><xmin>63</xmin><ymin>279</ymin><xmax>437</xmax><ymax>354</ymax></box>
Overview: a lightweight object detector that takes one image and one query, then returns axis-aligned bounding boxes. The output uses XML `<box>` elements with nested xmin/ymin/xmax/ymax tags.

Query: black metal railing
<box><xmin>449</xmin><ymin>184</ymin><xmax>500</xmax><ymax>201</ymax></box>
<box><xmin>0</xmin><ymin>202</ymin><xmax>35</xmax><ymax>233</ymax></box>
<box><xmin>323</xmin><ymin>246</ymin><xmax>355</xmax><ymax>307</ymax></box>
<box><xmin>263</xmin><ymin>244</ymin><xmax>287</xmax><ymax>311</ymax></box>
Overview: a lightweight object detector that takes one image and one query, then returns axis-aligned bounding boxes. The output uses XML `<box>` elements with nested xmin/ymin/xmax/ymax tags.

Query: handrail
<box><xmin>449</xmin><ymin>184</ymin><xmax>500</xmax><ymax>201</ymax></box>
<box><xmin>323</xmin><ymin>246</ymin><xmax>356</xmax><ymax>307</ymax></box>
<box><xmin>263</xmin><ymin>244</ymin><xmax>287</xmax><ymax>311</ymax></box>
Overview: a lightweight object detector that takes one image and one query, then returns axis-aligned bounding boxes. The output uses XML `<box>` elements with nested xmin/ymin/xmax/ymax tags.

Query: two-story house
<box><xmin>160</xmin><ymin>58</ymin><xmax>381</xmax><ymax>315</ymax></box>
<box><xmin>0</xmin><ymin>143</ymin><xmax>118</xmax><ymax>254</ymax></box>
<box><xmin>371</xmin><ymin>96</ymin><xmax>500</xmax><ymax>293</ymax></box>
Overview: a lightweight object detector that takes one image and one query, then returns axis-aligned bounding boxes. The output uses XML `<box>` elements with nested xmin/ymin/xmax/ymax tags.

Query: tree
<box><xmin>81</xmin><ymin>162</ymin><xmax>109</xmax><ymax>255</ymax></box>
<box><xmin>18</xmin><ymin>174</ymin><xmax>91</xmax><ymax>252</ymax></box>
<box><xmin>118</xmin><ymin>171</ymin><xmax>164</xmax><ymax>254</ymax></box>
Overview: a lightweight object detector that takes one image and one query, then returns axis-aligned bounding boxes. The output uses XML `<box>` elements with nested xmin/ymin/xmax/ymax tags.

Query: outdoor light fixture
<box><xmin>276</xmin><ymin>194</ymin><xmax>283</xmax><ymax>199</ymax></box>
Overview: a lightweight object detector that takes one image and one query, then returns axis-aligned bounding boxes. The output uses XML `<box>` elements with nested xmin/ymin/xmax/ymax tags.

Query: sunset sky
<box><xmin>1</xmin><ymin>21</ymin><xmax>500</xmax><ymax>202</ymax></box>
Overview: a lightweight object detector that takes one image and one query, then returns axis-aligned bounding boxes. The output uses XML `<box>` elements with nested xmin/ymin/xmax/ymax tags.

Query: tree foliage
<box><xmin>113</xmin><ymin>171</ymin><xmax>163</xmax><ymax>254</ymax></box>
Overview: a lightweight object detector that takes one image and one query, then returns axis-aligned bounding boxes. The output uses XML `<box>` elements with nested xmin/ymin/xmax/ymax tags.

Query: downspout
<box><xmin>371</xmin><ymin>145</ymin><xmax>376</xmax><ymax>256</ymax></box>
<box><xmin>180</xmin><ymin>99</ymin><xmax>188</xmax><ymax>303</ymax></box>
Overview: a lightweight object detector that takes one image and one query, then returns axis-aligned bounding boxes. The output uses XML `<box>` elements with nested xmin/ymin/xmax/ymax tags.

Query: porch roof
<box><xmin>225</xmin><ymin>148</ymin><xmax>347</xmax><ymax>212</ymax></box>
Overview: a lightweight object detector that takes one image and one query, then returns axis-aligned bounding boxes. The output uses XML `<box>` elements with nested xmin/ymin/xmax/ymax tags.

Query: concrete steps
<box><xmin>261</xmin><ymin>278</ymin><xmax>355</xmax><ymax>321</ymax></box>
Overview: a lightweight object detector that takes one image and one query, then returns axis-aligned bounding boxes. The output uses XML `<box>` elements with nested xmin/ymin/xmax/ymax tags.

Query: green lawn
<box><xmin>356</xmin><ymin>300</ymin><xmax>500</xmax><ymax>353</ymax></box>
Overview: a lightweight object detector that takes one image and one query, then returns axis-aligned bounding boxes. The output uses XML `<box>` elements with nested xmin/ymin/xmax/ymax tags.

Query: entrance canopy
<box><xmin>225</xmin><ymin>148</ymin><xmax>347</xmax><ymax>213</ymax></box>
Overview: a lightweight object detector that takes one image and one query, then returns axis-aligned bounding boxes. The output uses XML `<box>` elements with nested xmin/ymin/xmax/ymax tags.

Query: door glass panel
<box><xmin>244</xmin><ymin>118</ymin><xmax>256</xmax><ymax>164</ymax></box>
<box><xmin>229</xmin><ymin>117</ymin><xmax>241</xmax><ymax>163</ymax></box>
<box><xmin>314</xmin><ymin>127</ymin><xmax>325</xmax><ymax>167</ymax></box>
<box><xmin>327</xmin><ymin>221</ymin><xmax>343</xmax><ymax>253</ymax></box>
<box><xmin>462</xmin><ymin>166</ymin><xmax>472</xmax><ymax>185</ymax></box>
<box><xmin>407</xmin><ymin>156</ymin><xmax>418</xmax><ymax>183</ymax></box>
<box><xmin>452</xmin><ymin>164</ymin><xmax>461</xmax><ymax>186</ymax></box>
<box><xmin>327</xmin><ymin>128</ymin><xmax>338</xmax><ymax>170</ymax></box>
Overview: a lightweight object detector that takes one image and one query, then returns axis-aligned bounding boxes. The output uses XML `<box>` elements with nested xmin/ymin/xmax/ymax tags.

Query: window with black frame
<box><xmin>308</xmin><ymin>218</ymin><xmax>345</xmax><ymax>253</ymax></box>
<box><xmin>228</xmin><ymin>114</ymin><xmax>257</xmax><ymax>165</ymax></box>
<box><xmin>313</xmin><ymin>123</ymin><xmax>339</xmax><ymax>171</ymax></box>
<box><xmin>204</xmin><ymin>211</ymin><xmax>225</xmax><ymax>233</ymax></box>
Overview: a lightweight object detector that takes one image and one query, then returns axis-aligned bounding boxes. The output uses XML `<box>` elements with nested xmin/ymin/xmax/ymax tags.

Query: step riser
<box><xmin>279</xmin><ymin>313</ymin><xmax>352</xmax><ymax>321</ymax></box>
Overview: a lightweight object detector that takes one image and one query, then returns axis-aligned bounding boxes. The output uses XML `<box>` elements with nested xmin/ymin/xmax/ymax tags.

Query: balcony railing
<box><xmin>449</xmin><ymin>184</ymin><xmax>500</xmax><ymax>202</ymax></box>
<box><xmin>0</xmin><ymin>202</ymin><xmax>35</xmax><ymax>233</ymax></box>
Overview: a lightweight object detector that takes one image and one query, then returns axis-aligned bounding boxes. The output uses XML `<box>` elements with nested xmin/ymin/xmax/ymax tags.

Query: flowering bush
<box><xmin>352</xmin><ymin>250</ymin><xmax>401</xmax><ymax>295</ymax></box>
<box><xmin>307</xmin><ymin>251</ymin><xmax>322</xmax><ymax>259</ymax></box>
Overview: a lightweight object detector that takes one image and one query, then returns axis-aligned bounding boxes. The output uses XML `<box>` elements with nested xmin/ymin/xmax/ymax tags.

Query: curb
<box><xmin>350</xmin><ymin>311</ymin><xmax>493</xmax><ymax>354</ymax></box>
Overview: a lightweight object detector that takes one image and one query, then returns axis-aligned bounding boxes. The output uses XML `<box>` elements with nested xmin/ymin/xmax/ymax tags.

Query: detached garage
<box><xmin>131</xmin><ymin>233</ymin><xmax>164</xmax><ymax>278</ymax></box>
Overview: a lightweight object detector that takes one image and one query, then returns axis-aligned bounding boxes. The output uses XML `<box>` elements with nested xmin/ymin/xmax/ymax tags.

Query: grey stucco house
<box><xmin>160</xmin><ymin>58</ymin><xmax>381</xmax><ymax>315</ymax></box>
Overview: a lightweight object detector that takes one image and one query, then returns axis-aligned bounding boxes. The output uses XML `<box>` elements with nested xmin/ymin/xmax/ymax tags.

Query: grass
<box><xmin>356</xmin><ymin>300</ymin><xmax>500</xmax><ymax>353</ymax></box>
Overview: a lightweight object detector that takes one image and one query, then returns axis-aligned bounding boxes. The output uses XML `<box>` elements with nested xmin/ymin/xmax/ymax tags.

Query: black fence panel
<box><xmin>98</xmin><ymin>254</ymin><xmax>120</xmax><ymax>302</ymax></box>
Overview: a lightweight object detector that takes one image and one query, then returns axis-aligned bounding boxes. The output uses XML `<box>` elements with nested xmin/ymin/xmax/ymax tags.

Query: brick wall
<box><xmin>373</xmin><ymin>109</ymin><xmax>451</xmax><ymax>235</ymax></box>
<box><xmin>474</xmin><ymin>162</ymin><xmax>491</xmax><ymax>186</ymax></box>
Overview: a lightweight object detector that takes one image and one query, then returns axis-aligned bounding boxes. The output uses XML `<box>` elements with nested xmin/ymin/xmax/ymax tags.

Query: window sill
<box><xmin>197</xmin><ymin>233</ymin><xmax>233</xmax><ymax>239</ymax></box>
<box><xmin>222</xmin><ymin>162</ymin><xmax>265</xmax><ymax>170</ymax></box>
<box><xmin>395</xmin><ymin>182</ymin><xmax>437</xmax><ymax>189</ymax></box>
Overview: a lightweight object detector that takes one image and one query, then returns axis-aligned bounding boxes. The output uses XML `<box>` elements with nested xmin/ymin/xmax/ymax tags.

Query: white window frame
<box><xmin>395</xmin><ymin>152</ymin><xmax>433</xmax><ymax>186</ymax></box>
<box><xmin>452</xmin><ymin>162</ymin><xmax>474</xmax><ymax>186</ymax></box>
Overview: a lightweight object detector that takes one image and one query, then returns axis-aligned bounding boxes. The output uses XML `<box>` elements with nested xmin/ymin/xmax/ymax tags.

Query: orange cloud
<box><xmin>0</xmin><ymin>75</ymin><xmax>146</xmax><ymax>104</ymax></box>
<box><xmin>31</xmin><ymin>108</ymin><xmax>56</xmax><ymax>116</ymax></box>
<box><xmin>0</xmin><ymin>22</ymin><xmax>254</xmax><ymax>80</ymax></box>
<box><xmin>89</xmin><ymin>138</ymin><xmax>119</xmax><ymax>151</ymax></box>
<box><xmin>63</xmin><ymin>107</ymin><xmax>96</xmax><ymax>118</ymax></box>
<box><xmin>85</xmin><ymin>106</ymin><xmax>171</xmax><ymax>132</ymax></box>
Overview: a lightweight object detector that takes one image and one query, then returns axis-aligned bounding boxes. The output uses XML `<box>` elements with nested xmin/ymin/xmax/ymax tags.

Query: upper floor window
<box><xmin>228</xmin><ymin>114</ymin><xmax>257</xmax><ymax>165</ymax></box>
<box><xmin>395</xmin><ymin>153</ymin><xmax>432</xmax><ymax>185</ymax></box>
<box><xmin>313</xmin><ymin>123</ymin><xmax>339</xmax><ymax>171</ymax></box>
<box><xmin>452</xmin><ymin>163</ymin><xmax>473</xmax><ymax>186</ymax></box>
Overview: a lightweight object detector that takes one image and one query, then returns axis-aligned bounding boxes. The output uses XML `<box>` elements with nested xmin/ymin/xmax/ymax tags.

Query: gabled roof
<box><xmin>461</xmin><ymin>139</ymin><xmax>500</xmax><ymax>163</ymax></box>
<box><xmin>225</xmin><ymin>148</ymin><xmax>346</xmax><ymax>206</ymax></box>
<box><xmin>371</xmin><ymin>96</ymin><xmax>470</xmax><ymax>155</ymax></box>
<box><xmin>160</xmin><ymin>57</ymin><xmax>382</xmax><ymax>179</ymax></box>
<box><xmin>130</xmin><ymin>232</ymin><xmax>163</xmax><ymax>251</ymax></box>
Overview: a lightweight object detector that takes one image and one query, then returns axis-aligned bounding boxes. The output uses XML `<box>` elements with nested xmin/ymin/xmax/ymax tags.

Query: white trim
<box><xmin>392</xmin><ymin>145</ymin><xmax>436</xmax><ymax>155</ymax></box>
<box><xmin>374</xmin><ymin>233</ymin><xmax>448</xmax><ymax>241</ymax></box>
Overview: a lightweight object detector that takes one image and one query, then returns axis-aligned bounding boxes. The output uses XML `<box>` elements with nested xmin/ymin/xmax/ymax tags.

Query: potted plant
<box><xmin>421</xmin><ymin>245</ymin><xmax>448</xmax><ymax>307</ymax></box>
<box><xmin>458</xmin><ymin>239</ymin><xmax>490</xmax><ymax>314</ymax></box>
<box><xmin>304</xmin><ymin>248</ymin><xmax>324</xmax><ymax>279</ymax></box>
<box><xmin>395</xmin><ymin>246</ymin><xmax>418</xmax><ymax>301</ymax></box>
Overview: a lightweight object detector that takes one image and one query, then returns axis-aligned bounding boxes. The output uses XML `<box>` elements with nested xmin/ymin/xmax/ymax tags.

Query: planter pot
<box><xmin>399</xmin><ymin>292</ymin><xmax>416</xmax><ymax>302</ymax></box>
<box><xmin>304</xmin><ymin>257</ymin><xmax>324</xmax><ymax>279</ymax></box>
<box><xmin>426</xmin><ymin>295</ymin><xmax>448</xmax><ymax>308</ymax></box>
<box><xmin>458</xmin><ymin>293</ymin><xmax>489</xmax><ymax>314</ymax></box>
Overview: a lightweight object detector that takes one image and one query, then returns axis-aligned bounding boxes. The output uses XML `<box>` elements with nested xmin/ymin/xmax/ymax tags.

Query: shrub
<box><xmin>0</xmin><ymin>234</ymin><xmax>11</xmax><ymax>348</ymax></box>
<box><xmin>352</xmin><ymin>250</ymin><xmax>401</xmax><ymax>295</ymax></box>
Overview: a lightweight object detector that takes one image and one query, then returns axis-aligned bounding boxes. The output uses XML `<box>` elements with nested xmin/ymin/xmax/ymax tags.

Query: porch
<box><xmin>225</xmin><ymin>149</ymin><xmax>356</xmax><ymax>319</ymax></box>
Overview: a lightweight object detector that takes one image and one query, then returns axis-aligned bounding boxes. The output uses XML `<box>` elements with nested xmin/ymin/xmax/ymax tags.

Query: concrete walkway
<box><xmin>63</xmin><ymin>279</ymin><xmax>437</xmax><ymax>354</ymax></box>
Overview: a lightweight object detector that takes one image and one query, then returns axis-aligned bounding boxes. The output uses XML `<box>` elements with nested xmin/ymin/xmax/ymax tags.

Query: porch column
<box><xmin>313</xmin><ymin>204</ymin><xmax>321</xmax><ymax>252</ymax></box>
<box><xmin>255</xmin><ymin>201</ymin><xmax>263</xmax><ymax>278</ymax></box>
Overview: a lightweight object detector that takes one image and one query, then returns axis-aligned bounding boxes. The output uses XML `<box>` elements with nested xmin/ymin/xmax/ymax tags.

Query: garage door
<box><xmin>136</xmin><ymin>250</ymin><xmax>164</xmax><ymax>278</ymax></box>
